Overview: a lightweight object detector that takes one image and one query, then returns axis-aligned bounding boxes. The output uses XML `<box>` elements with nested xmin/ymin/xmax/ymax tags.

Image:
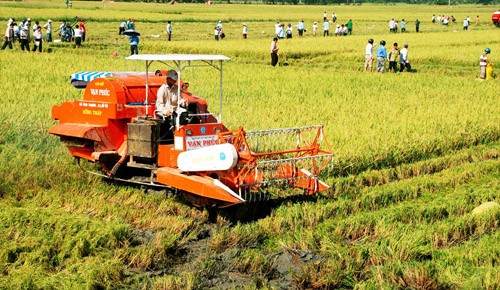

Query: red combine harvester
<box><xmin>493</xmin><ymin>11</ymin><xmax>500</xmax><ymax>27</ymax></box>
<box><xmin>49</xmin><ymin>54</ymin><xmax>333</xmax><ymax>208</ymax></box>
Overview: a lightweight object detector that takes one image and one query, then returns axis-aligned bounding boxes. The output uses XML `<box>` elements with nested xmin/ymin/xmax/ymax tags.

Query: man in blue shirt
<box><xmin>297</xmin><ymin>20</ymin><xmax>304</xmax><ymax>37</ymax></box>
<box><xmin>376</xmin><ymin>40</ymin><xmax>387</xmax><ymax>72</ymax></box>
<box><xmin>129</xmin><ymin>35</ymin><xmax>139</xmax><ymax>55</ymax></box>
<box><xmin>323</xmin><ymin>20</ymin><xmax>329</xmax><ymax>36</ymax></box>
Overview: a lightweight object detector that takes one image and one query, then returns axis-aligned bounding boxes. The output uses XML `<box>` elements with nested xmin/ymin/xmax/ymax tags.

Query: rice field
<box><xmin>0</xmin><ymin>1</ymin><xmax>499</xmax><ymax>289</ymax></box>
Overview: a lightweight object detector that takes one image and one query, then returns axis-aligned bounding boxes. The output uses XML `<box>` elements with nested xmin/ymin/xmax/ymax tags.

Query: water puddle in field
<box><xmin>127</xmin><ymin>202</ymin><xmax>324</xmax><ymax>289</ymax></box>
<box><xmin>169</xmin><ymin>226</ymin><xmax>324</xmax><ymax>289</ymax></box>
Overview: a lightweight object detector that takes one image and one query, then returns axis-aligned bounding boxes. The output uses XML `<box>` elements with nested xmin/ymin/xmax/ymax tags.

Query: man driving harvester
<box><xmin>156</xmin><ymin>70</ymin><xmax>188</xmax><ymax>118</ymax></box>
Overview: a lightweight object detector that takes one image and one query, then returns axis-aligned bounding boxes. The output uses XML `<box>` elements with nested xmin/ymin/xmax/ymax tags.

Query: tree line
<box><xmin>130</xmin><ymin>0</ymin><xmax>498</xmax><ymax>4</ymax></box>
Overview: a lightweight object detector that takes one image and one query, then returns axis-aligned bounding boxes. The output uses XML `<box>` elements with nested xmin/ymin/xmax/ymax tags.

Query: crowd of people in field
<box><xmin>431</xmin><ymin>14</ymin><xmax>482</xmax><ymax>31</ymax></box>
<box><xmin>363</xmin><ymin>39</ymin><xmax>411</xmax><ymax>73</ymax></box>
<box><xmin>1</xmin><ymin>16</ymin><xmax>87</xmax><ymax>52</ymax></box>
<box><xmin>1</xmin><ymin>10</ymin><xmax>492</xmax><ymax>79</ymax></box>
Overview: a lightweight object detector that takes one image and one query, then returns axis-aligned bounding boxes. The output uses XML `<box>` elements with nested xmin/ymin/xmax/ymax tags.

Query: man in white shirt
<box><xmin>32</xmin><ymin>26</ymin><xmax>42</xmax><ymax>53</ymax></box>
<box><xmin>166</xmin><ymin>21</ymin><xmax>172</xmax><ymax>41</ymax></box>
<box><xmin>33</xmin><ymin>21</ymin><xmax>40</xmax><ymax>33</ymax></box>
<box><xmin>399</xmin><ymin>43</ymin><xmax>411</xmax><ymax>72</ymax></box>
<box><xmin>242</xmin><ymin>24</ymin><xmax>248</xmax><ymax>39</ymax></box>
<box><xmin>60</xmin><ymin>20</ymin><xmax>66</xmax><ymax>41</ymax></box>
<box><xmin>335</xmin><ymin>24</ymin><xmax>341</xmax><ymax>36</ymax></box>
<box><xmin>74</xmin><ymin>24</ymin><xmax>82</xmax><ymax>48</ymax></box>
<box><xmin>20</xmin><ymin>25</ymin><xmax>29</xmax><ymax>51</ymax></box>
<box><xmin>44</xmin><ymin>19</ymin><xmax>52</xmax><ymax>42</ymax></box>
<box><xmin>25</xmin><ymin>18</ymin><xmax>31</xmax><ymax>41</ymax></box>
<box><xmin>389</xmin><ymin>18</ymin><xmax>395</xmax><ymax>33</ymax></box>
<box><xmin>1</xmin><ymin>23</ymin><xmax>14</xmax><ymax>50</ymax></box>
<box><xmin>156</xmin><ymin>70</ymin><xmax>188</xmax><ymax>117</ymax></box>
<box><xmin>364</xmin><ymin>38</ymin><xmax>376</xmax><ymax>72</ymax></box>
<box><xmin>119</xmin><ymin>21</ymin><xmax>126</xmax><ymax>35</ymax></box>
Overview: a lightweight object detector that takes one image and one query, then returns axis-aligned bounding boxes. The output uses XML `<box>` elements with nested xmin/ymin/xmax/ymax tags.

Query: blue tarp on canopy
<box><xmin>70</xmin><ymin>71</ymin><xmax>112</xmax><ymax>88</ymax></box>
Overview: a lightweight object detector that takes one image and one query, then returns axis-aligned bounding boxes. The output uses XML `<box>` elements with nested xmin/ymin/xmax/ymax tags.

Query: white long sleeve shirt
<box><xmin>74</xmin><ymin>28</ymin><xmax>82</xmax><ymax>38</ymax></box>
<box><xmin>400</xmin><ymin>48</ymin><xmax>409</xmax><ymax>63</ymax></box>
<box><xmin>155</xmin><ymin>84</ymin><xmax>187</xmax><ymax>116</ymax></box>
<box><xmin>44</xmin><ymin>23</ymin><xmax>52</xmax><ymax>33</ymax></box>
<box><xmin>33</xmin><ymin>30</ymin><xmax>42</xmax><ymax>40</ymax></box>
<box><xmin>365</xmin><ymin>43</ymin><xmax>374</xmax><ymax>56</ymax></box>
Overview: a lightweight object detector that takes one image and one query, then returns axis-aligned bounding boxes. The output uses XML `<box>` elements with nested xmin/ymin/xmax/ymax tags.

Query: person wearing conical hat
<box><xmin>479</xmin><ymin>48</ymin><xmax>491</xmax><ymax>79</ymax></box>
<box><xmin>242</xmin><ymin>23</ymin><xmax>247</xmax><ymax>39</ymax></box>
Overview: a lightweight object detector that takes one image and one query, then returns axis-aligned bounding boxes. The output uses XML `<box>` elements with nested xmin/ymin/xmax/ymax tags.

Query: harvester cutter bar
<box><xmin>240</xmin><ymin>153</ymin><xmax>334</xmax><ymax>188</ymax></box>
<box><xmin>245</xmin><ymin>125</ymin><xmax>324</xmax><ymax>136</ymax></box>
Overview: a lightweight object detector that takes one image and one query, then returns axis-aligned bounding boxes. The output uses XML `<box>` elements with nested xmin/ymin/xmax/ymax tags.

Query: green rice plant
<box><xmin>208</xmin><ymin>222</ymin><xmax>272</xmax><ymax>252</ymax></box>
<box><xmin>232</xmin><ymin>249</ymin><xmax>276</xmax><ymax>278</ymax></box>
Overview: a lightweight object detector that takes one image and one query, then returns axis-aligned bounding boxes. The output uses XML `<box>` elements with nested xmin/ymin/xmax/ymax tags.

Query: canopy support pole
<box><xmin>145</xmin><ymin>60</ymin><xmax>152</xmax><ymax>118</ymax></box>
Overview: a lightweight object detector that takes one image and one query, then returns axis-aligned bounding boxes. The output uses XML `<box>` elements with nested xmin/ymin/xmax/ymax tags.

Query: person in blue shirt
<box><xmin>129</xmin><ymin>35</ymin><xmax>139</xmax><ymax>55</ymax></box>
<box><xmin>297</xmin><ymin>20</ymin><xmax>305</xmax><ymax>37</ymax></box>
<box><xmin>277</xmin><ymin>23</ymin><xmax>285</xmax><ymax>39</ymax></box>
<box><xmin>376</xmin><ymin>40</ymin><xmax>387</xmax><ymax>72</ymax></box>
<box><xmin>323</xmin><ymin>20</ymin><xmax>330</xmax><ymax>36</ymax></box>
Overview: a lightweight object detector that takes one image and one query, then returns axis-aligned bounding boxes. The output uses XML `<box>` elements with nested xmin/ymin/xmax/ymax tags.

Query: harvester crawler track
<box><xmin>76</xmin><ymin>157</ymin><xmax>171</xmax><ymax>190</ymax></box>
